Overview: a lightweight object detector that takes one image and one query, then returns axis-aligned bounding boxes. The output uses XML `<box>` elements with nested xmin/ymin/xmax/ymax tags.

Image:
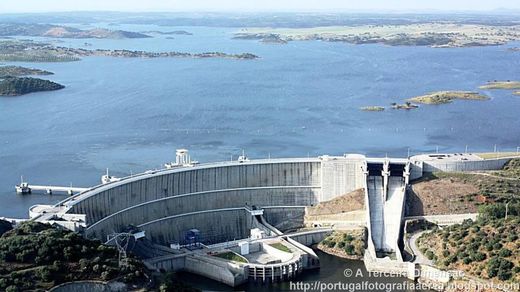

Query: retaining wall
<box><xmin>422</xmin><ymin>158</ymin><xmax>511</xmax><ymax>173</ymax></box>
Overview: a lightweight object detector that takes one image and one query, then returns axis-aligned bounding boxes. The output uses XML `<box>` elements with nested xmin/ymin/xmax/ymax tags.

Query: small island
<box><xmin>391</xmin><ymin>102</ymin><xmax>419</xmax><ymax>110</ymax></box>
<box><xmin>234</xmin><ymin>33</ymin><xmax>288</xmax><ymax>44</ymax></box>
<box><xmin>479</xmin><ymin>81</ymin><xmax>520</xmax><ymax>90</ymax></box>
<box><xmin>361</xmin><ymin>106</ymin><xmax>385</xmax><ymax>111</ymax></box>
<box><xmin>0</xmin><ymin>65</ymin><xmax>53</xmax><ymax>78</ymax></box>
<box><xmin>407</xmin><ymin>91</ymin><xmax>488</xmax><ymax>105</ymax></box>
<box><xmin>0</xmin><ymin>76</ymin><xmax>65</xmax><ymax>96</ymax></box>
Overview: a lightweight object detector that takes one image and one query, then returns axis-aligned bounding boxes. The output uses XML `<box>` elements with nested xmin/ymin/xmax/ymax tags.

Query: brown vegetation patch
<box><xmin>307</xmin><ymin>189</ymin><xmax>364</xmax><ymax>216</ymax></box>
<box><xmin>408</xmin><ymin>176</ymin><xmax>480</xmax><ymax>216</ymax></box>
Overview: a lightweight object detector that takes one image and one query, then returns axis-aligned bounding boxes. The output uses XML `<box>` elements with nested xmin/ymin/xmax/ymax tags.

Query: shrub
<box><xmin>499</xmin><ymin>259</ymin><xmax>513</xmax><ymax>270</ymax></box>
<box><xmin>0</xmin><ymin>220</ymin><xmax>13</xmax><ymax>237</ymax></box>
<box><xmin>344</xmin><ymin>235</ymin><xmax>354</xmax><ymax>242</ymax></box>
<box><xmin>444</xmin><ymin>255</ymin><xmax>457</xmax><ymax>266</ymax></box>
<box><xmin>498</xmin><ymin>248</ymin><xmax>512</xmax><ymax>257</ymax></box>
<box><xmin>506</xmin><ymin>233</ymin><xmax>518</xmax><ymax>241</ymax></box>
<box><xmin>79</xmin><ymin>258</ymin><xmax>89</xmax><ymax>270</ymax></box>
<box><xmin>497</xmin><ymin>269</ymin><xmax>512</xmax><ymax>281</ymax></box>
<box><xmin>344</xmin><ymin>244</ymin><xmax>355</xmax><ymax>255</ymax></box>
<box><xmin>36</xmin><ymin>266</ymin><xmax>52</xmax><ymax>282</ymax></box>
<box><xmin>487</xmin><ymin>257</ymin><xmax>501</xmax><ymax>278</ymax></box>
<box><xmin>0</xmin><ymin>278</ymin><xmax>7</xmax><ymax>289</ymax></box>
<box><xmin>473</xmin><ymin>252</ymin><xmax>487</xmax><ymax>262</ymax></box>
<box><xmin>426</xmin><ymin>251</ymin><xmax>435</xmax><ymax>260</ymax></box>
<box><xmin>468</xmin><ymin>242</ymin><xmax>480</xmax><ymax>252</ymax></box>
<box><xmin>479</xmin><ymin>203</ymin><xmax>520</xmax><ymax>219</ymax></box>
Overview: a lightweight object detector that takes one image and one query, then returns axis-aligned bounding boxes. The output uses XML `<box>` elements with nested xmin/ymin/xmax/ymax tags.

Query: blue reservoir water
<box><xmin>0</xmin><ymin>25</ymin><xmax>519</xmax><ymax>218</ymax></box>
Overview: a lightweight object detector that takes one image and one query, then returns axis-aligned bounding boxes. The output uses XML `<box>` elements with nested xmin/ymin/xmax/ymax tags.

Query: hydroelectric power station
<box><xmin>26</xmin><ymin>150</ymin><xmax>515</xmax><ymax>286</ymax></box>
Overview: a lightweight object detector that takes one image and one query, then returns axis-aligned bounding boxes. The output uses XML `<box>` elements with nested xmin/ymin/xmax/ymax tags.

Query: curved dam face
<box><xmin>44</xmin><ymin>156</ymin><xmax>370</xmax><ymax>245</ymax></box>
<box><xmin>60</xmin><ymin>158</ymin><xmax>347</xmax><ymax>245</ymax></box>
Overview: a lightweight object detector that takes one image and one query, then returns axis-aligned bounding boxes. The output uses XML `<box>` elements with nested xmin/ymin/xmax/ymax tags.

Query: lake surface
<box><xmin>1</xmin><ymin>24</ymin><xmax>520</xmax><ymax>218</ymax></box>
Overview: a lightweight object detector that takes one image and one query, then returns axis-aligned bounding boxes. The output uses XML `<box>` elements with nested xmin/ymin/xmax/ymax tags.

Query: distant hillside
<box><xmin>0</xmin><ymin>77</ymin><xmax>64</xmax><ymax>96</ymax></box>
<box><xmin>0</xmin><ymin>65</ymin><xmax>53</xmax><ymax>78</ymax></box>
<box><xmin>0</xmin><ymin>23</ymin><xmax>150</xmax><ymax>39</ymax></box>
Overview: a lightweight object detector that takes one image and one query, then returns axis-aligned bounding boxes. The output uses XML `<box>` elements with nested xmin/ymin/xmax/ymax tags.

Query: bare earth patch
<box><xmin>408</xmin><ymin>177</ymin><xmax>480</xmax><ymax>216</ymax></box>
<box><xmin>307</xmin><ymin>189</ymin><xmax>365</xmax><ymax>216</ymax></box>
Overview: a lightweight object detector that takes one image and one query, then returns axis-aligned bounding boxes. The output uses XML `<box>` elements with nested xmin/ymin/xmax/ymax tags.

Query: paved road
<box><xmin>409</xmin><ymin>231</ymin><xmax>434</xmax><ymax>266</ymax></box>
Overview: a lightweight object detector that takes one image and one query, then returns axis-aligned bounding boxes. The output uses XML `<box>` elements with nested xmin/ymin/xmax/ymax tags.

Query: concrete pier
<box><xmin>15</xmin><ymin>182</ymin><xmax>87</xmax><ymax>195</ymax></box>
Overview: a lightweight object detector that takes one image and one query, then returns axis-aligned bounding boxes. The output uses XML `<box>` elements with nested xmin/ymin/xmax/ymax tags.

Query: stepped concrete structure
<box><xmin>363</xmin><ymin>158</ymin><xmax>409</xmax><ymax>261</ymax></box>
<box><xmin>28</xmin><ymin>151</ymin><xmax>516</xmax><ymax>286</ymax></box>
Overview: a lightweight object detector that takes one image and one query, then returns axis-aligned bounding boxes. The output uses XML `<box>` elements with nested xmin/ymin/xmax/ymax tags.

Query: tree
<box><xmin>497</xmin><ymin>269</ymin><xmax>512</xmax><ymax>281</ymax></box>
<box><xmin>473</xmin><ymin>252</ymin><xmax>486</xmax><ymax>262</ymax></box>
<box><xmin>487</xmin><ymin>257</ymin><xmax>501</xmax><ymax>278</ymax></box>
<box><xmin>498</xmin><ymin>248</ymin><xmax>512</xmax><ymax>257</ymax></box>
<box><xmin>0</xmin><ymin>220</ymin><xmax>12</xmax><ymax>237</ymax></box>
<box><xmin>344</xmin><ymin>244</ymin><xmax>355</xmax><ymax>255</ymax></box>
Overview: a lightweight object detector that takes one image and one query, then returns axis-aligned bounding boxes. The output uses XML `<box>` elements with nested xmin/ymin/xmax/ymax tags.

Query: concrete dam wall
<box><xmin>63</xmin><ymin>159</ymin><xmax>337</xmax><ymax>244</ymax></box>
<box><xmin>36</xmin><ymin>153</ymin><xmax>512</xmax><ymax>247</ymax></box>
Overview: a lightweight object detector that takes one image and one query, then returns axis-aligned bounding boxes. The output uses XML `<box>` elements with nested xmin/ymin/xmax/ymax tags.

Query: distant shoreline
<box><xmin>234</xmin><ymin>23</ymin><xmax>520</xmax><ymax>48</ymax></box>
<box><xmin>0</xmin><ymin>40</ymin><xmax>259</xmax><ymax>62</ymax></box>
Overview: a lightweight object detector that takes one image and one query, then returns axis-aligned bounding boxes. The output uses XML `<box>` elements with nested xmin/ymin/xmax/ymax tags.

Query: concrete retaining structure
<box><xmin>413</xmin><ymin>154</ymin><xmax>512</xmax><ymax>173</ymax></box>
<box><xmin>184</xmin><ymin>253</ymin><xmax>248</xmax><ymax>287</ymax></box>
<box><xmin>404</xmin><ymin>213</ymin><xmax>478</xmax><ymax>226</ymax></box>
